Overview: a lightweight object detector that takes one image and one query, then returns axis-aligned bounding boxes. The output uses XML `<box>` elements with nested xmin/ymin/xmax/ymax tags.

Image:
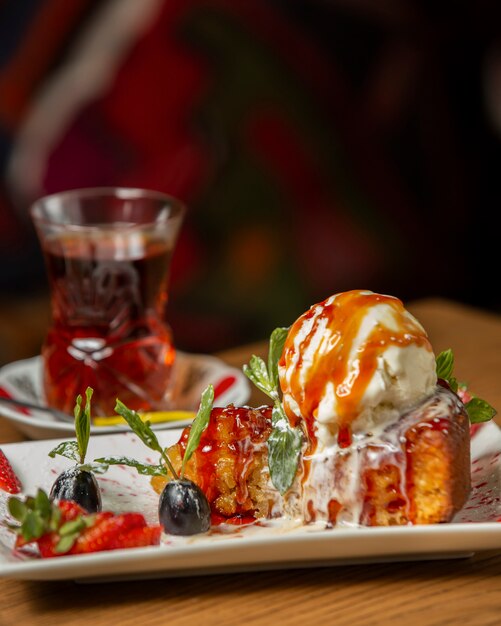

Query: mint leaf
<box><xmin>114</xmin><ymin>400</ymin><xmax>163</xmax><ymax>455</ymax></box>
<box><xmin>48</xmin><ymin>441</ymin><xmax>80</xmax><ymax>463</ymax></box>
<box><xmin>181</xmin><ymin>385</ymin><xmax>214</xmax><ymax>478</ymax></box>
<box><xmin>267</xmin><ymin>407</ymin><xmax>302</xmax><ymax>494</ymax></box>
<box><xmin>436</xmin><ymin>349</ymin><xmax>495</xmax><ymax>423</ymax></box>
<box><xmin>243</xmin><ymin>355</ymin><xmax>274</xmax><ymax>400</ymax></box>
<box><xmin>436</xmin><ymin>349</ymin><xmax>454</xmax><ymax>380</ymax></box>
<box><xmin>447</xmin><ymin>376</ymin><xmax>459</xmax><ymax>393</ymax></box>
<box><xmin>113</xmin><ymin>400</ymin><xmax>178</xmax><ymax>478</ymax></box>
<box><xmin>75</xmin><ymin>388</ymin><xmax>92</xmax><ymax>464</ymax></box>
<box><xmin>466</xmin><ymin>397</ymin><xmax>497</xmax><ymax>423</ymax></box>
<box><xmin>93</xmin><ymin>456</ymin><xmax>166</xmax><ymax>477</ymax></box>
<box><xmin>243</xmin><ymin>327</ymin><xmax>303</xmax><ymax>495</ymax></box>
<box><xmin>48</xmin><ymin>388</ymin><xmax>92</xmax><ymax>465</ymax></box>
<box><xmin>80</xmin><ymin>461</ymin><xmax>109</xmax><ymax>475</ymax></box>
<box><xmin>268</xmin><ymin>327</ymin><xmax>289</xmax><ymax>389</ymax></box>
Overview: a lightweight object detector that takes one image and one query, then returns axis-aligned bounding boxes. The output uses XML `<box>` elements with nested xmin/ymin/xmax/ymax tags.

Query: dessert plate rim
<box><xmin>0</xmin><ymin>422</ymin><xmax>501</xmax><ymax>582</ymax></box>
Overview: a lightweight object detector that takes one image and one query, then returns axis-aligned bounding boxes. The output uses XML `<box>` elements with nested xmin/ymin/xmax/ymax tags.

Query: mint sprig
<box><xmin>181</xmin><ymin>385</ymin><xmax>214</xmax><ymax>478</ymax></box>
<box><xmin>436</xmin><ymin>349</ymin><xmax>496</xmax><ymax>423</ymax></box>
<box><xmin>48</xmin><ymin>388</ymin><xmax>93</xmax><ymax>466</ymax></box>
<box><xmin>435</xmin><ymin>349</ymin><xmax>458</xmax><ymax>392</ymax></box>
<box><xmin>243</xmin><ymin>327</ymin><xmax>302</xmax><ymax>495</ymax></box>
<box><xmin>95</xmin><ymin>385</ymin><xmax>214</xmax><ymax>480</ymax></box>
<box><xmin>96</xmin><ymin>400</ymin><xmax>179</xmax><ymax>479</ymax></box>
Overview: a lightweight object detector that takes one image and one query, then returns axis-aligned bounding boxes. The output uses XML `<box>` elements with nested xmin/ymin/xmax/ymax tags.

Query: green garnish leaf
<box><xmin>48</xmin><ymin>387</ymin><xmax>93</xmax><ymax>465</ymax></box>
<box><xmin>34</xmin><ymin>488</ymin><xmax>52</xmax><ymax>519</ymax></box>
<box><xmin>82</xmin><ymin>515</ymin><xmax>97</xmax><ymax>528</ymax></box>
<box><xmin>79</xmin><ymin>461</ymin><xmax>109</xmax><ymax>475</ymax></box>
<box><xmin>268</xmin><ymin>327</ymin><xmax>289</xmax><ymax>390</ymax></box>
<box><xmin>49</xmin><ymin>506</ymin><xmax>62</xmax><ymax>532</ymax></box>
<box><xmin>466</xmin><ymin>397</ymin><xmax>497</xmax><ymax>423</ymax></box>
<box><xmin>55</xmin><ymin>533</ymin><xmax>79</xmax><ymax>554</ymax></box>
<box><xmin>436</xmin><ymin>349</ymin><xmax>495</xmax><ymax>422</ymax></box>
<box><xmin>75</xmin><ymin>388</ymin><xmax>92</xmax><ymax>463</ymax></box>
<box><xmin>181</xmin><ymin>384</ymin><xmax>214</xmax><ymax>478</ymax></box>
<box><xmin>22</xmin><ymin>510</ymin><xmax>45</xmax><ymax>541</ymax></box>
<box><xmin>243</xmin><ymin>327</ymin><xmax>302</xmax><ymax>494</ymax></box>
<box><xmin>448</xmin><ymin>377</ymin><xmax>459</xmax><ymax>393</ymax></box>
<box><xmin>436</xmin><ymin>349</ymin><xmax>454</xmax><ymax>380</ymax></box>
<box><xmin>59</xmin><ymin>518</ymin><xmax>86</xmax><ymax>536</ymax></box>
<box><xmin>114</xmin><ymin>400</ymin><xmax>163</xmax><ymax>455</ymax></box>
<box><xmin>8</xmin><ymin>498</ymin><xmax>28</xmax><ymax>522</ymax></box>
<box><xmin>243</xmin><ymin>355</ymin><xmax>274</xmax><ymax>400</ymax></box>
<box><xmin>268</xmin><ymin>406</ymin><xmax>302</xmax><ymax>495</ymax></box>
<box><xmin>93</xmin><ymin>456</ymin><xmax>166</xmax><ymax>477</ymax></box>
<box><xmin>48</xmin><ymin>441</ymin><xmax>80</xmax><ymax>463</ymax></box>
<box><xmin>4</xmin><ymin>489</ymin><xmax>90</xmax><ymax>551</ymax></box>
<box><xmin>435</xmin><ymin>349</ymin><xmax>458</xmax><ymax>391</ymax></box>
<box><xmin>113</xmin><ymin>399</ymin><xmax>179</xmax><ymax>479</ymax></box>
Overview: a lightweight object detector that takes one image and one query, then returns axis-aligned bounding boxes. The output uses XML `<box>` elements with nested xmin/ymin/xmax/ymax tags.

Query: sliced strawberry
<box><xmin>107</xmin><ymin>525</ymin><xmax>162</xmax><ymax>550</ymax></box>
<box><xmin>36</xmin><ymin>532</ymin><xmax>61</xmax><ymax>558</ymax></box>
<box><xmin>8</xmin><ymin>491</ymin><xmax>162</xmax><ymax>558</ymax></box>
<box><xmin>0</xmin><ymin>449</ymin><xmax>22</xmax><ymax>494</ymax></box>
<box><xmin>70</xmin><ymin>512</ymin><xmax>147</xmax><ymax>554</ymax></box>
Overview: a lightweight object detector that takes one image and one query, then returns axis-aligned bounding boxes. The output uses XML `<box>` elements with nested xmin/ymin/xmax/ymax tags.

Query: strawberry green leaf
<box><xmin>55</xmin><ymin>533</ymin><xmax>79</xmax><ymax>554</ymax></box>
<box><xmin>34</xmin><ymin>488</ymin><xmax>52</xmax><ymax>521</ymax></box>
<box><xmin>8</xmin><ymin>497</ymin><xmax>27</xmax><ymax>522</ymax></box>
<box><xmin>59</xmin><ymin>518</ymin><xmax>86</xmax><ymax>536</ymax></box>
<box><xmin>22</xmin><ymin>510</ymin><xmax>45</xmax><ymax>541</ymax></box>
<box><xmin>49</xmin><ymin>506</ymin><xmax>62</xmax><ymax>532</ymax></box>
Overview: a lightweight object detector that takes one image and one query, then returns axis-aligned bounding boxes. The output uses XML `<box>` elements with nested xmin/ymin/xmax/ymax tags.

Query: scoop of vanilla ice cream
<box><xmin>278</xmin><ymin>290</ymin><xmax>437</xmax><ymax>447</ymax></box>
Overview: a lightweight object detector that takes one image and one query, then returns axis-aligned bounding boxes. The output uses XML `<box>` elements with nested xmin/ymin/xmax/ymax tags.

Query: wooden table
<box><xmin>1</xmin><ymin>298</ymin><xmax>501</xmax><ymax>626</ymax></box>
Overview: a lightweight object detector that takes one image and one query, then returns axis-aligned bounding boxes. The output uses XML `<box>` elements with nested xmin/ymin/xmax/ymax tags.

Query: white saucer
<box><xmin>0</xmin><ymin>352</ymin><xmax>250</xmax><ymax>439</ymax></box>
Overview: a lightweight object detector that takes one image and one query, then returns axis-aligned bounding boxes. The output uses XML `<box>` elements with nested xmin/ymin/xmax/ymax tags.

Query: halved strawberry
<box><xmin>0</xmin><ymin>449</ymin><xmax>22</xmax><ymax>494</ymax></box>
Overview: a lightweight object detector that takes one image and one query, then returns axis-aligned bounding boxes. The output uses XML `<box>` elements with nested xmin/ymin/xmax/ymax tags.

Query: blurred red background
<box><xmin>1</xmin><ymin>0</ymin><xmax>501</xmax><ymax>365</ymax></box>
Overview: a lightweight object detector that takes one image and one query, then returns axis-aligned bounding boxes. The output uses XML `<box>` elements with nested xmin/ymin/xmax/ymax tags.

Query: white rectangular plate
<box><xmin>1</xmin><ymin>422</ymin><xmax>501</xmax><ymax>582</ymax></box>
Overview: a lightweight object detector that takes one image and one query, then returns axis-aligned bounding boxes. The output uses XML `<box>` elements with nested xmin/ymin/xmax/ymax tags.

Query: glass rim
<box><xmin>30</xmin><ymin>186</ymin><xmax>186</xmax><ymax>228</ymax></box>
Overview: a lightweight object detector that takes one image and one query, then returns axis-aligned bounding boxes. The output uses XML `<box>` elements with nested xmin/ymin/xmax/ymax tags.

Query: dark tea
<box><xmin>41</xmin><ymin>231</ymin><xmax>176</xmax><ymax>416</ymax></box>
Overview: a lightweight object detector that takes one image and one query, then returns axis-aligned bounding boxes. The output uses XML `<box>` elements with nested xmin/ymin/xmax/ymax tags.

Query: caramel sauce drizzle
<box><xmin>280</xmin><ymin>290</ymin><xmax>432</xmax><ymax>446</ymax></box>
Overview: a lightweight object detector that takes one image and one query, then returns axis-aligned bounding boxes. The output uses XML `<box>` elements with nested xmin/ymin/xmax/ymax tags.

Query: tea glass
<box><xmin>30</xmin><ymin>187</ymin><xmax>185</xmax><ymax>417</ymax></box>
